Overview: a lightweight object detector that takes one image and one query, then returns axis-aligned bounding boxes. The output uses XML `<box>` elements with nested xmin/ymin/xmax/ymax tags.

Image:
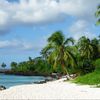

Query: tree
<box><xmin>78</xmin><ymin>36</ymin><xmax>94</xmax><ymax>60</ymax></box>
<box><xmin>29</xmin><ymin>57</ymin><xmax>33</xmax><ymax>62</ymax></box>
<box><xmin>77</xmin><ymin>36</ymin><xmax>95</xmax><ymax>74</ymax></box>
<box><xmin>11</xmin><ymin>62</ymin><xmax>17</xmax><ymax>71</ymax></box>
<box><xmin>1</xmin><ymin>63</ymin><xmax>6</xmax><ymax>69</ymax></box>
<box><xmin>95</xmin><ymin>5</ymin><xmax>100</xmax><ymax>25</ymax></box>
<box><xmin>91</xmin><ymin>38</ymin><xmax>100</xmax><ymax>59</ymax></box>
<box><xmin>41</xmin><ymin>31</ymin><xmax>76</xmax><ymax>74</ymax></box>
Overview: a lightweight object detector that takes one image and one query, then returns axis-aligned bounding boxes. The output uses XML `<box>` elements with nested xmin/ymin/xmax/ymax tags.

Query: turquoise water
<box><xmin>0</xmin><ymin>73</ymin><xmax>45</xmax><ymax>89</ymax></box>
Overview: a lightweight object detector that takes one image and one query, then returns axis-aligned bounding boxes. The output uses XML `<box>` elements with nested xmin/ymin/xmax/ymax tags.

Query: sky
<box><xmin>0</xmin><ymin>0</ymin><xmax>100</xmax><ymax>67</ymax></box>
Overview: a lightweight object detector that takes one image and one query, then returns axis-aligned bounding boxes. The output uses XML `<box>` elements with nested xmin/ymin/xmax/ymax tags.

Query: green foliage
<box><xmin>10</xmin><ymin>57</ymin><xmax>53</xmax><ymax>75</ymax></box>
<box><xmin>10</xmin><ymin>31</ymin><xmax>100</xmax><ymax>79</ymax></box>
<box><xmin>1</xmin><ymin>62</ymin><xmax>6</xmax><ymax>69</ymax></box>
<box><xmin>73</xmin><ymin>58</ymin><xmax>100</xmax><ymax>85</ymax></box>
<box><xmin>78</xmin><ymin>36</ymin><xmax>94</xmax><ymax>60</ymax></box>
<box><xmin>94</xmin><ymin>58</ymin><xmax>100</xmax><ymax>70</ymax></box>
<box><xmin>41</xmin><ymin>31</ymin><xmax>76</xmax><ymax>74</ymax></box>
<box><xmin>91</xmin><ymin>38</ymin><xmax>100</xmax><ymax>59</ymax></box>
<box><xmin>33</xmin><ymin>58</ymin><xmax>53</xmax><ymax>75</ymax></box>
<box><xmin>95</xmin><ymin>5</ymin><xmax>100</xmax><ymax>25</ymax></box>
<box><xmin>73</xmin><ymin>71</ymin><xmax>100</xmax><ymax>85</ymax></box>
<box><xmin>76</xmin><ymin>36</ymin><xmax>100</xmax><ymax>75</ymax></box>
<box><xmin>11</xmin><ymin>62</ymin><xmax>17</xmax><ymax>71</ymax></box>
<box><xmin>79</xmin><ymin>59</ymin><xmax>95</xmax><ymax>75</ymax></box>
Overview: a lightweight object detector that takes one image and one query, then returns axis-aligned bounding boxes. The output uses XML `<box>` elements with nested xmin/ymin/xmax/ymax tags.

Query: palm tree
<box><xmin>78</xmin><ymin>36</ymin><xmax>94</xmax><ymax>60</ymax></box>
<box><xmin>77</xmin><ymin>36</ymin><xmax>97</xmax><ymax>74</ymax></box>
<box><xmin>41</xmin><ymin>31</ymin><xmax>76</xmax><ymax>75</ymax></box>
<box><xmin>91</xmin><ymin>38</ymin><xmax>100</xmax><ymax>59</ymax></box>
<box><xmin>11</xmin><ymin>62</ymin><xmax>17</xmax><ymax>71</ymax></box>
<box><xmin>1</xmin><ymin>63</ymin><xmax>6</xmax><ymax>69</ymax></box>
<box><xmin>98</xmin><ymin>35</ymin><xmax>100</xmax><ymax>55</ymax></box>
<box><xmin>29</xmin><ymin>57</ymin><xmax>33</xmax><ymax>62</ymax></box>
<box><xmin>95</xmin><ymin>5</ymin><xmax>100</xmax><ymax>25</ymax></box>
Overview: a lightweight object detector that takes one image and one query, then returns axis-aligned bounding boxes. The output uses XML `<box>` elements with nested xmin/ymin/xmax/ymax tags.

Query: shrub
<box><xmin>73</xmin><ymin>58</ymin><xmax>100</xmax><ymax>85</ymax></box>
<box><xmin>79</xmin><ymin>59</ymin><xmax>95</xmax><ymax>75</ymax></box>
<box><xmin>94</xmin><ymin>58</ymin><xmax>100</xmax><ymax>70</ymax></box>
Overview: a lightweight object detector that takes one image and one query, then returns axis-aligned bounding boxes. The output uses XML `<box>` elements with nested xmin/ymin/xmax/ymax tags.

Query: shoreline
<box><xmin>1</xmin><ymin>71</ymin><xmax>51</xmax><ymax>77</ymax></box>
<box><xmin>0</xmin><ymin>69</ymin><xmax>51</xmax><ymax>76</ymax></box>
<box><xmin>0</xmin><ymin>73</ymin><xmax>56</xmax><ymax>90</ymax></box>
<box><xmin>0</xmin><ymin>78</ymin><xmax>100</xmax><ymax>99</ymax></box>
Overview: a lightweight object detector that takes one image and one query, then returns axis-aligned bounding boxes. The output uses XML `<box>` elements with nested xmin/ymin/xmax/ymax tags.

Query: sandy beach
<box><xmin>0</xmin><ymin>78</ymin><xmax>100</xmax><ymax>99</ymax></box>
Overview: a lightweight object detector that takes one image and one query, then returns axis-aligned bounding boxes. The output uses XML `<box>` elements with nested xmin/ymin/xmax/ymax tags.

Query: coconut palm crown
<box><xmin>41</xmin><ymin>31</ymin><xmax>76</xmax><ymax>74</ymax></box>
<box><xmin>95</xmin><ymin>4</ymin><xmax>100</xmax><ymax>25</ymax></box>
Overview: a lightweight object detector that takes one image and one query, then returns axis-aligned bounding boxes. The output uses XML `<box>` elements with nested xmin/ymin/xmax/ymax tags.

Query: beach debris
<box><xmin>65</xmin><ymin>74</ymin><xmax>77</xmax><ymax>80</ymax></box>
<box><xmin>0</xmin><ymin>85</ymin><xmax>6</xmax><ymax>91</ymax></box>
<box><xmin>45</xmin><ymin>77</ymin><xmax>53</xmax><ymax>82</ymax></box>
<box><xmin>70</xmin><ymin>74</ymin><xmax>77</xmax><ymax>79</ymax></box>
<box><xmin>34</xmin><ymin>80</ymin><xmax>46</xmax><ymax>84</ymax></box>
<box><xmin>51</xmin><ymin>73</ymin><xmax>62</xmax><ymax>79</ymax></box>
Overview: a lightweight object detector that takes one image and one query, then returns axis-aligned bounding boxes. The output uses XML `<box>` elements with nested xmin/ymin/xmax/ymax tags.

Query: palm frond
<box><xmin>96</xmin><ymin>19</ymin><xmax>100</xmax><ymax>25</ymax></box>
<box><xmin>48</xmin><ymin>31</ymin><xmax>64</xmax><ymax>46</ymax></box>
<box><xmin>65</xmin><ymin>51</ymin><xmax>76</xmax><ymax>68</ymax></box>
<box><xmin>64</xmin><ymin>37</ymin><xmax>75</xmax><ymax>45</ymax></box>
<box><xmin>95</xmin><ymin>4</ymin><xmax>100</xmax><ymax>25</ymax></box>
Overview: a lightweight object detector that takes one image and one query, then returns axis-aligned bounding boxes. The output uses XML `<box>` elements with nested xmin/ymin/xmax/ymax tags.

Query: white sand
<box><xmin>0</xmin><ymin>78</ymin><xmax>100</xmax><ymax>99</ymax></box>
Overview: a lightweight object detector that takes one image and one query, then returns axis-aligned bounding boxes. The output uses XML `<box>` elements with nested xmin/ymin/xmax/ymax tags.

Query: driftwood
<box><xmin>66</xmin><ymin>74</ymin><xmax>77</xmax><ymax>80</ymax></box>
<box><xmin>51</xmin><ymin>73</ymin><xmax>77</xmax><ymax>80</ymax></box>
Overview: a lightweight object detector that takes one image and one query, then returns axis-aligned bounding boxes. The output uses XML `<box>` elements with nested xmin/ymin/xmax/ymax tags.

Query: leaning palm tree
<box><xmin>41</xmin><ymin>31</ymin><xmax>76</xmax><ymax>75</ymax></box>
<box><xmin>95</xmin><ymin>5</ymin><xmax>100</xmax><ymax>25</ymax></box>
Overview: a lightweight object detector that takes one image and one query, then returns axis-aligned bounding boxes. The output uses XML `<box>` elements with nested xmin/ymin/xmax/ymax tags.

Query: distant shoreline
<box><xmin>0</xmin><ymin>69</ymin><xmax>10</xmax><ymax>73</ymax></box>
<box><xmin>0</xmin><ymin>69</ymin><xmax>54</xmax><ymax>77</ymax></box>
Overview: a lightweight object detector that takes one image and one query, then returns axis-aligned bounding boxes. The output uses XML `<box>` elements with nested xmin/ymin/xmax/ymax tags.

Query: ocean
<box><xmin>0</xmin><ymin>73</ymin><xmax>46</xmax><ymax>89</ymax></box>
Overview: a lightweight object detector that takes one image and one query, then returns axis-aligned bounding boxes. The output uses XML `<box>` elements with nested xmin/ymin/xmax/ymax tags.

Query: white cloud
<box><xmin>0</xmin><ymin>0</ymin><xmax>99</xmax><ymax>34</ymax></box>
<box><xmin>70</xmin><ymin>32</ymin><xmax>97</xmax><ymax>40</ymax></box>
<box><xmin>0</xmin><ymin>39</ymin><xmax>33</xmax><ymax>50</ymax></box>
<box><xmin>68</xmin><ymin>20</ymin><xmax>97</xmax><ymax>40</ymax></box>
<box><xmin>69</xmin><ymin>20</ymin><xmax>89</xmax><ymax>34</ymax></box>
<box><xmin>0</xmin><ymin>38</ymin><xmax>46</xmax><ymax>52</ymax></box>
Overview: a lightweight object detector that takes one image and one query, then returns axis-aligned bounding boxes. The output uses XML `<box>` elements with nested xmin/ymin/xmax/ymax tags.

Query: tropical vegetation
<box><xmin>9</xmin><ymin>31</ymin><xmax>100</xmax><ymax>78</ymax></box>
<box><xmin>73</xmin><ymin>59</ymin><xmax>100</xmax><ymax>85</ymax></box>
<box><xmin>3</xmin><ymin>5</ymin><xmax>99</xmax><ymax>85</ymax></box>
<box><xmin>96</xmin><ymin>4</ymin><xmax>100</xmax><ymax>25</ymax></box>
<box><xmin>41</xmin><ymin>31</ymin><xmax>76</xmax><ymax>75</ymax></box>
<box><xmin>1</xmin><ymin>63</ymin><xmax>6</xmax><ymax>69</ymax></box>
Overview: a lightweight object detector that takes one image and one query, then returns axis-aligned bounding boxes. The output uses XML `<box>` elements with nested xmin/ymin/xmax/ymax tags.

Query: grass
<box><xmin>73</xmin><ymin>71</ymin><xmax>100</xmax><ymax>85</ymax></box>
<box><xmin>72</xmin><ymin>58</ymin><xmax>100</xmax><ymax>86</ymax></box>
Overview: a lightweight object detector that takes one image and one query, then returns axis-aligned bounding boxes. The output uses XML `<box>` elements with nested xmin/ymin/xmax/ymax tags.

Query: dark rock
<box><xmin>66</xmin><ymin>75</ymin><xmax>72</xmax><ymax>80</ymax></box>
<box><xmin>0</xmin><ymin>85</ymin><xmax>6</xmax><ymax>90</ymax></box>
<box><xmin>51</xmin><ymin>73</ymin><xmax>62</xmax><ymax>79</ymax></box>
<box><xmin>34</xmin><ymin>80</ymin><xmax>46</xmax><ymax>84</ymax></box>
<box><xmin>45</xmin><ymin>77</ymin><xmax>53</xmax><ymax>82</ymax></box>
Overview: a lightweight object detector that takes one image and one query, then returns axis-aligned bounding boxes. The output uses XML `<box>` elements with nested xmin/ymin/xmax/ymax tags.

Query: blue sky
<box><xmin>0</xmin><ymin>0</ymin><xmax>100</xmax><ymax>67</ymax></box>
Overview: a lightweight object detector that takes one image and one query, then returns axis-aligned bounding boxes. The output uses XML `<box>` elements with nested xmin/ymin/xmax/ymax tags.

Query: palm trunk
<box><xmin>61</xmin><ymin>63</ymin><xmax>72</xmax><ymax>80</ymax></box>
<box><xmin>61</xmin><ymin>63</ymin><xmax>68</xmax><ymax>74</ymax></box>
